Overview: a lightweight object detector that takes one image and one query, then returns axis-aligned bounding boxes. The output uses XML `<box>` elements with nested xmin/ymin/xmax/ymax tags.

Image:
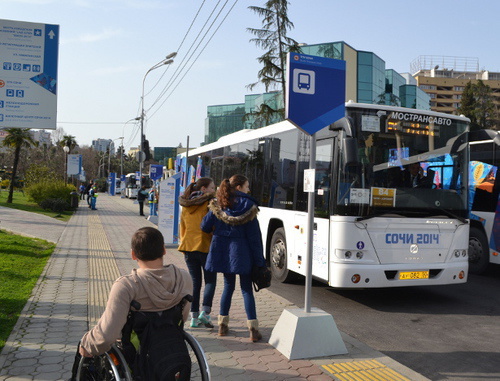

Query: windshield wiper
<box><xmin>355</xmin><ymin>212</ymin><xmax>406</xmax><ymax>222</ymax></box>
<box><xmin>428</xmin><ymin>207</ymin><xmax>468</xmax><ymax>224</ymax></box>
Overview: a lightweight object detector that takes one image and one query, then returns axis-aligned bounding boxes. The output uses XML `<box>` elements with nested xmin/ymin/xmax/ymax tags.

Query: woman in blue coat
<box><xmin>201</xmin><ymin>174</ymin><xmax>266</xmax><ymax>342</ymax></box>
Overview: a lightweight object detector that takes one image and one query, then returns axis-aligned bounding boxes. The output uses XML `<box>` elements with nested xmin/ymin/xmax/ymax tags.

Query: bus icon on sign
<box><xmin>298</xmin><ymin>73</ymin><xmax>310</xmax><ymax>90</ymax></box>
<box><xmin>293</xmin><ymin>69</ymin><xmax>315</xmax><ymax>95</ymax></box>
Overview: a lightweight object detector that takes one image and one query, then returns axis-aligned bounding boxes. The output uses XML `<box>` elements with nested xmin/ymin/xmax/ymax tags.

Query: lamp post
<box><xmin>139</xmin><ymin>52</ymin><xmax>176</xmax><ymax>187</ymax></box>
<box><xmin>63</xmin><ymin>145</ymin><xmax>70</xmax><ymax>184</ymax></box>
<box><xmin>107</xmin><ymin>137</ymin><xmax>124</xmax><ymax>177</ymax></box>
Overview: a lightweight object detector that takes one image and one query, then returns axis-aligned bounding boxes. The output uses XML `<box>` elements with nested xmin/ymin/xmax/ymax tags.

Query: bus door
<box><xmin>292</xmin><ymin>138</ymin><xmax>333</xmax><ymax>281</ymax></box>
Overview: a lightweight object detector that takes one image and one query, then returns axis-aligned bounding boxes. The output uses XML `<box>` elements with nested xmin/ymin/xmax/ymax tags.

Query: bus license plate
<box><xmin>399</xmin><ymin>271</ymin><xmax>429</xmax><ymax>280</ymax></box>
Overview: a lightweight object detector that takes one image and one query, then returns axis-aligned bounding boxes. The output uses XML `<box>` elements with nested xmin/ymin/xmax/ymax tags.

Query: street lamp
<box><xmin>139</xmin><ymin>52</ymin><xmax>177</xmax><ymax>187</ymax></box>
<box><xmin>107</xmin><ymin>137</ymin><xmax>124</xmax><ymax>177</ymax></box>
<box><xmin>63</xmin><ymin>145</ymin><xmax>70</xmax><ymax>184</ymax></box>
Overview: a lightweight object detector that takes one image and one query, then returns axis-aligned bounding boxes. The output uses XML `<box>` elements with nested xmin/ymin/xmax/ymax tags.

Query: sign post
<box><xmin>0</xmin><ymin>19</ymin><xmax>59</xmax><ymax>129</ymax></box>
<box><xmin>269</xmin><ymin>52</ymin><xmax>348</xmax><ymax>359</ymax></box>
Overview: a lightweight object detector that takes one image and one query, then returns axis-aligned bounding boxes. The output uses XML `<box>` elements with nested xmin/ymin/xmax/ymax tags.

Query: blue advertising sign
<box><xmin>286</xmin><ymin>53</ymin><xmax>346</xmax><ymax>135</ymax></box>
<box><xmin>0</xmin><ymin>19</ymin><xmax>59</xmax><ymax>129</ymax></box>
<box><xmin>150</xmin><ymin>164</ymin><xmax>164</xmax><ymax>181</ymax></box>
<box><xmin>108</xmin><ymin>173</ymin><xmax>116</xmax><ymax>196</ymax></box>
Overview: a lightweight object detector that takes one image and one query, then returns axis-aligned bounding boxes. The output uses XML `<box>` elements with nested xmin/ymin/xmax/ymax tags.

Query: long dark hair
<box><xmin>183</xmin><ymin>177</ymin><xmax>214</xmax><ymax>197</ymax></box>
<box><xmin>216</xmin><ymin>174</ymin><xmax>248</xmax><ymax>209</ymax></box>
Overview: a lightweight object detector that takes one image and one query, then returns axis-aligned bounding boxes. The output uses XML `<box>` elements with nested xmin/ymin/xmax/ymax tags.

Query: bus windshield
<box><xmin>336</xmin><ymin>106</ymin><xmax>469</xmax><ymax>219</ymax></box>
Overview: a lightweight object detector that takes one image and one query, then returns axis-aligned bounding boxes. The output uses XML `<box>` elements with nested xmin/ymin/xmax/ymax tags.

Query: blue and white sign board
<box><xmin>150</xmin><ymin>164</ymin><xmax>163</xmax><ymax>181</ymax></box>
<box><xmin>0</xmin><ymin>19</ymin><xmax>59</xmax><ymax>129</ymax></box>
<box><xmin>67</xmin><ymin>154</ymin><xmax>82</xmax><ymax>175</ymax></box>
<box><xmin>286</xmin><ymin>52</ymin><xmax>346</xmax><ymax>135</ymax></box>
<box><xmin>158</xmin><ymin>173</ymin><xmax>181</xmax><ymax>245</ymax></box>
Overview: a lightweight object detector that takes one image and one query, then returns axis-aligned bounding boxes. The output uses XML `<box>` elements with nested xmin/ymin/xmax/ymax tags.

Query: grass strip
<box><xmin>0</xmin><ymin>230</ymin><xmax>55</xmax><ymax>352</ymax></box>
<box><xmin>0</xmin><ymin>191</ymin><xmax>73</xmax><ymax>222</ymax></box>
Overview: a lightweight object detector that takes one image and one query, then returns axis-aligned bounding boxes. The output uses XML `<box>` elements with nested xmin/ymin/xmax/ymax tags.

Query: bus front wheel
<box><xmin>270</xmin><ymin>228</ymin><xmax>297</xmax><ymax>283</ymax></box>
<box><xmin>469</xmin><ymin>227</ymin><xmax>490</xmax><ymax>275</ymax></box>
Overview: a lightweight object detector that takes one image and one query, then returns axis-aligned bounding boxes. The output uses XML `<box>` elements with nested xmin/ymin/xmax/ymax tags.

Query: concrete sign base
<box><xmin>269</xmin><ymin>307</ymin><xmax>347</xmax><ymax>360</ymax></box>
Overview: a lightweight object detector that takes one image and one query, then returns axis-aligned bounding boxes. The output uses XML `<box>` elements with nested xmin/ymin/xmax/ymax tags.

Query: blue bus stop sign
<box><xmin>286</xmin><ymin>52</ymin><xmax>346</xmax><ymax>135</ymax></box>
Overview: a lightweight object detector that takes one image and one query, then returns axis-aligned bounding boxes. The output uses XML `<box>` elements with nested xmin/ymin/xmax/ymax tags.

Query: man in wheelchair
<box><xmin>71</xmin><ymin>227</ymin><xmax>194</xmax><ymax>380</ymax></box>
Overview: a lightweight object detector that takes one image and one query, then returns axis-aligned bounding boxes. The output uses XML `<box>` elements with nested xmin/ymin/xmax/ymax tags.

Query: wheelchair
<box><xmin>74</xmin><ymin>298</ymin><xmax>211</xmax><ymax>381</ymax></box>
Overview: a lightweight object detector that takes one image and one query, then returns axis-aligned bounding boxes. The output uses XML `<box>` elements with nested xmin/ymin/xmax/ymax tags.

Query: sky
<box><xmin>1</xmin><ymin>0</ymin><xmax>499</xmax><ymax>152</ymax></box>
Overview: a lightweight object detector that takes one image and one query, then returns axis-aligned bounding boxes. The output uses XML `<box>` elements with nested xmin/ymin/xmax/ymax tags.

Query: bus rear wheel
<box><xmin>270</xmin><ymin>228</ymin><xmax>297</xmax><ymax>283</ymax></box>
<box><xmin>469</xmin><ymin>227</ymin><xmax>490</xmax><ymax>275</ymax></box>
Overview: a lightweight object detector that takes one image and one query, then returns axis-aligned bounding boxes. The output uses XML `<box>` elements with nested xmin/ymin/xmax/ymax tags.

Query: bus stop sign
<box><xmin>286</xmin><ymin>52</ymin><xmax>346</xmax><ymax>135</ymax></box>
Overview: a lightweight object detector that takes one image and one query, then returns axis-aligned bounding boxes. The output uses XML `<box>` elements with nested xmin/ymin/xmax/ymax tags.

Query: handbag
<box><xmin>251</xmin><ymin>266</ymin><xmax>272</xmax><ymax>292</ymax></box>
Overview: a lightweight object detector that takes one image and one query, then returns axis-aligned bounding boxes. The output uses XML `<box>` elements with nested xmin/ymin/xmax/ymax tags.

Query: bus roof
<box><xmin>186</xmin><ymin>102</ymin><xmax>470</xmax><ymax>157</ymax></box>
<box><xmin>345</xmin><ymin>101</ymin><xmax>471</xmax><ymax>122</ymax></box>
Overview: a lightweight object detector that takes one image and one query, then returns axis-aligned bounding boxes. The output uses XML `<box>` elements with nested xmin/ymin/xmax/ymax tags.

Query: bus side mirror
<box><xmin>342</xmin><ymin>137</ymin><xmax>359</xmax><ymax>167</ymax></box>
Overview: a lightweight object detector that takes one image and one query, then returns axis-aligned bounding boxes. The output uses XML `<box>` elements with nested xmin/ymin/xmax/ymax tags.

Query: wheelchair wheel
<box><xmin>184</xmin><ymin>331</ymin><xmax>211</xmax><ymax>381</ymax></box>
<box><xmin>76</xmin><ymin>344</ymin><xmax>133</xmax><ymax>381</ymax></box>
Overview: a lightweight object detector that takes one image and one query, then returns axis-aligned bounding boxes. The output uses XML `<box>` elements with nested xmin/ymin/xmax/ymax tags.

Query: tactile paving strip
<box><xmin>322</xmin><ymin>360</ymin><xmax>410</xmax><ymax>381</ymax></box>
<box><xmin>87</xmin><ymin>213</ymin><xmax>121</xmax><ymax>328</ymax></box>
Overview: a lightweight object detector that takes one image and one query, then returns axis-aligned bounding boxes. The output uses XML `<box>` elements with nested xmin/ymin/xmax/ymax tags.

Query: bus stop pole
<box><xmin>305</xmin><ymin>133</ymin><xmax>316</xmax><ymax>314</ymax></box>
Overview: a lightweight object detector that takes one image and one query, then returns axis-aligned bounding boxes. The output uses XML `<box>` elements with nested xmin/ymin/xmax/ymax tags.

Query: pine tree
<box><xmin>247</xmin><ymin>0</ymin><xmax>301</xmax><ymax>122</ymax></box>
<box><xmin>458</xmin><ymin>80</ymin><xmax>496</xmax><ymax>131</ymax></box>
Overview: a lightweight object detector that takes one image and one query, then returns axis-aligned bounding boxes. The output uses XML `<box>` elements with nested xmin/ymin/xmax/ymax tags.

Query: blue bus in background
<box><xmin>468</xmin><ymin>129</ymin><xmax>500</xmax><ymax>274</ymax></box>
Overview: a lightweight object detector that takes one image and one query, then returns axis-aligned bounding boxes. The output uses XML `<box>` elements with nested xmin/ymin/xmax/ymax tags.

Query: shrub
<box><xmin>39</xmin><ymin>198</ymin><xmax>69</xmax><ymax>214</ymax></box>
<box><xmin>0</xmin><ymin>179</ymin><xmax>9</xmax><ymax>189</ymax></box>
<box><xmin>25</xmin><ymin>181</ymin><xmax>76</xmax><ymax>206</ymax></box>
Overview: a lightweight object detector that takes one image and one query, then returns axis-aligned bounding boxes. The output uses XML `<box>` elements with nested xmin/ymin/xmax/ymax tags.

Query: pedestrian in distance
<box><xmin>148</xmin><ymin>186</ymin><xmax>158</xmax><ymax>216</ymax></box>
<box><xmin>178</xmin><ymin>177</ymin><xmax>217</xmax><ymax>328</ymax></box>
<box><xmin>79</xmin><ymin>183</ymin><xmax>86</xmax><ymax>200</ymax></box>
<box><xmin>85</xmin><ymin>180</ymin><xmax>94</xmax><ymax>207</ymax></box>
<box><xmin>137</xmin><ymin>185</ymin><xmax>148</xmax><ymax>216</ymax></box>
<box><xmin>201</xmin><ymin>174</ymin><xmax>266</xmax><ymax>342</ymax></box>
<box><xmin>75</xmin><ymin>226</ymin><xmax>192</xmax><ymax>357</ymax></box>
<box><xmin>89</xmin><ymin>186</ymin><xmax>98</xmax><ymax>210</ymax></box>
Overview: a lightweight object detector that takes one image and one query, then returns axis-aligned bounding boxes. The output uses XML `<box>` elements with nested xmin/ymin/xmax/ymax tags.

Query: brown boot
<box><xmin>247</xmin><ymin>319</ymin><xmax>262</xmax><ymax>342</ymax></box>
<box><xmin>218</xmin><ymin>315</ymin><xmax>229</xmax><ymax>336</ymax></box>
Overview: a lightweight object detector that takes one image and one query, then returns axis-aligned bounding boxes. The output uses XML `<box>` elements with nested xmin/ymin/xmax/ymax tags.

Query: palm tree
<box><xmin>60</xmin><ymin>135</ymin><xmax>77</xmax><ymax>153</ymax></box>
<box><xmin>2</xmin><ymin>128</ymin><xmax>36</xmax><ymax>203</ymax></box>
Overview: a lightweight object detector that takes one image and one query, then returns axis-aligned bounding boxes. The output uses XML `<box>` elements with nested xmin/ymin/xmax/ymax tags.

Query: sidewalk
<box><xmin>0</xmin><ymin>193</ymin><xmax>429</xmax><ymax>380</ymax></box>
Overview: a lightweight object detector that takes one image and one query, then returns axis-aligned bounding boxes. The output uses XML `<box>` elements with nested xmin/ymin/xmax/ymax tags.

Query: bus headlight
<box><xmin>345</xmin><ymin>251</ymin><xmax>352</xmax><ymax>259</ymax></box>
<box><xmin>351</xmin><ymin>274</ymin><xmax>361</xmax><ymax>283</ymax></box>
<box><xmin>356</xmin><ymin>251</ymin><xmax>364</xmax><ymax>259</ymax></box>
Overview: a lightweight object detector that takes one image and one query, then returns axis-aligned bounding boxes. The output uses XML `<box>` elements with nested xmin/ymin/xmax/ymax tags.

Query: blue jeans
<box><xmin>184</xmin><ymin>252</ymin><xmax>216</xmax><ymax>314</ymax></box>
<box><xmin>90</xmin><ymin>197</ymin><xmax>97</xmax><ymax>210</ymax></box>
<box><xmin>149</xmin><ymin>202</ymin><xmax>157</xmax><ymax>216</ymax></box>
<box><xmin>220</xmin><ymin>273</ymin><xmax>256</xmax><ymax>320</ymax></box>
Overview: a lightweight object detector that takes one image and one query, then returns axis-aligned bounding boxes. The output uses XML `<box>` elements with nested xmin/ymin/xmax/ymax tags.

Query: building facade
<box><xmin>204</xmin><ymin>41</ymin><xmax>431</xmax><ymax>144</ymax></box>
<box><xmin>92</xmin><ymin>138</ymin><xmax>114</xmax><ymax>154</ymax></box>
<box><xmin>412</xmin><ymin>55</ymin><xmax>500</xmax><ymax>119</ymax></box>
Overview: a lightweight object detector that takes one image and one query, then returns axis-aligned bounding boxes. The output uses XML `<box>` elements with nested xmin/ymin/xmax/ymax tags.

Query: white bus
<box><xmin>186</xmin><ymin>102</ymin><xmax>470</xmax><ymax>288</ymax></box>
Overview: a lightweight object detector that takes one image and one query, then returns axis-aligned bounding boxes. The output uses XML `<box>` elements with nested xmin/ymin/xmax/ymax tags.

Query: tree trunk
<box><xmin>7</xmin><ymin>145</ymin><xmax>21</xmax><ymax>203</ymax></box>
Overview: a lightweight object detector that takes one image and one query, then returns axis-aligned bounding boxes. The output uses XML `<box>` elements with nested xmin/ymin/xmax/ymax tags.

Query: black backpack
<box><xmin>128</xmin><ymin>302</ymin><xmax>191</xmax><ymax>381</ymax></box>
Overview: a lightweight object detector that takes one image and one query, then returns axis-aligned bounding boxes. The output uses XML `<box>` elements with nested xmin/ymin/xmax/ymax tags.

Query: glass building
<box><xmin>384</xmin><ymin>69</ymin><xmax>406</xmax><ymax>106</ymax></box>
<box><xmin>205</xmin><ymin>103</ymin><xmax>246</xmax><ymax>144</ymax></box>
<box><xmin>154</xmin><ymin>147</ymin><xmax>179</xmax><ymax>164</ymax></box>
<box><xmin>399</xmin><ymin>85</ymin><xmax>431</xmax><ymax>110</ymax></box>
<box><xmin>204</xmin><ymin>40</ymin><xmax>431</xmax><ymax>144</ymax></box>
<box><xmin>357</xmin><ymin>51</ymin><xmax>386</xmax><ymax>104</ymax></box>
